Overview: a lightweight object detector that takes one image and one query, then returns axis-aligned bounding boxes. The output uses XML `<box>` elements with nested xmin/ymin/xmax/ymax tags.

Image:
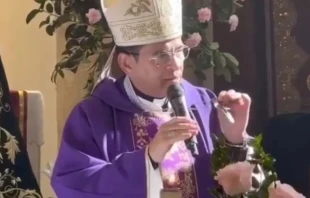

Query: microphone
<box><xmin>167</xmin><ymin>83</ymin><xmax>199</xmax><ymax>156</ymax></box>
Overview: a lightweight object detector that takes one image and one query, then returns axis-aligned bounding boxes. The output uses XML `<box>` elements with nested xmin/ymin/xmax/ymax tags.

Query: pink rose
<box><xmin>268</xmin><ymin>181</ymin><xmax>306</xmax><ymax>198</ymax></box>
<box><xmin>214</xmin><ymin>161</ymin><xmax>254</xmax><ymax>196</ymax></box>
<box><xmin>184</xmin><ymin>33</ymin><xmax>202</xmax><ymax>48</ymax></box>
<box><xmin>197</xmin><ymin>7</ymin><xmax>212</xmax><ymax>23</ymax></box>
<box><xmin>228</xmin><ymin>14</ymin><xmax>239</xmax><ymax>32</ymax></box>
<box><xmin>86</xmin><ymin>8</ymin><xmax>102</xmax><ymax>25</ymax></box>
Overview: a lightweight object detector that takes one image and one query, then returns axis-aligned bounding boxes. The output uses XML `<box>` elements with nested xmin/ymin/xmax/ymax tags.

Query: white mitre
<box><xmin>96</xmin><ymin>0</ymin><xmax>183</xmax><ymax>83</ymax></box>
<box><xmin>101</xmin><ymin>0</ymin><xmax>183</xmax><ymax>46</ymax></box>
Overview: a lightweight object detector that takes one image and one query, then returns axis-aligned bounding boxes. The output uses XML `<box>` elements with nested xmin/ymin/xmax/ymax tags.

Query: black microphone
<box><xmin>167</xmin><ymin>83</ymin><xmax>199</xmax><ymax>156</ymax></box>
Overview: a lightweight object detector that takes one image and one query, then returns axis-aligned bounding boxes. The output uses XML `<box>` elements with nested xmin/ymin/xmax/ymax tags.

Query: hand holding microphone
<box><xmin>148</xmin><ymin>83</ymin><xmax>199</xmax><ymax>163</ymax></box>
<box><xmin>166</xmin><ymin>83</ymin><xmax>199</xmax><ymax>156</ymax></box>
<box><xmin>148</xmin><ymin>117</ymin><xmax>198</xmax><ymax>163</ymax></box>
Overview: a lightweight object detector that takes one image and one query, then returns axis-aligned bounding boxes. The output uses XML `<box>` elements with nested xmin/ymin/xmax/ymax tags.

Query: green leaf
<box><xmin>65</xmin><ymin>23</ymin><xmax>76</xmax><ymax>40</ymax></box>
<box><xmin>215</xmin><ymin>0</ymin><xmax>234</xmax><ymax>22</ymax></box>
<box><xmin>233</xmin><ymin>67</ymin><xmax>240</xmax><ymax>75</ymax></box>
<box><xmin>61</xmin><ymin>50</ymin><xmax>69</xmax><ymax>55</ymax></box>
<box><xmin>214</xmin><ymin>67</ymin><xmax>226</xmax><ymax>76</ymax></box>
<box><xmin>223</xmin><ymin>69</ymin><xmax>232</xmax><ymax>82</ymax></box>
<box><xmin>209</xmin><ymin>188</ymin><xmax>225</xmax><ymax>198</ymax></box>
<box><xmin>70</xmin><ymin>49</ymin><xmax>84</xmax><ymax>61</ymax></box>
<box><xmin>71</xmin><ymin>25</ymin><xmax>89</xmax><ymax>39</ymax></box>
<box><xmin>255</xmin><ymin>134</ymin><xmax>263</xmax><ymax>146</ymax></box>
<box><xmin>81</xmin><ymin>59</ymin><xmax>91</xmax><ymax>64</ymax></box>
<box><xmin>54</xmin><ymin>0</ymin><xmax>62</xmax><ymax>15</ymax></box>
<box><xmin>260</xmin><ymin>173</ymin><xmax>277</xmax><ymax>190</ymax></box>
<box><xmin>194</xmin><ymin>69</ymin><xmax>207</xmax><ymax>81</ymax></box>
<box><xmin>65</xmin><ymin>39</ymin><xmax>79</xmax><ymax>50</ymax></box>
<box><xmin>223</xmin><ymin>52</ymin><xmax>239</xmax><ymax>68</ymax></box>
<box><xmin>39</xmin><ymin>16</ymin><xmax>50</xmax><ymax>28</ymax></box>
<box><xmin>53</xmin><ymin>14</ymin><xmax>71</xmax><ymax>28</ymax></box>
<box><xmin>214</xmin><ymin>51</ymin><xmax>226</xmax><ymax>68</ymax></box>
<box><xmin>71</xmin><ymin>66</ymin><xmax>78</xmax><ymax>73</ymax></box>
<box><xmin>26</xmin><ymin>9</ymin><xmax>41</xmax><ymax>24</ymax></box>
<box><xmin>45</xmin><ymin>25</ymin><xmax>54</xmax><ymax>36</ymax></box>
<box><xmin>80</xmin><ymin>38</ymin><xmax>90</xmax><ymax>50</ymax></box>
<box><xmin>58</xmin><ymin>69</ymin><xmax>65</xmax><ymax>78</ymax></box>
<box><xmin>209</xmin><ymin>42</ymin><xmax>219</xmax><ymax>50</ymax></box>
<box><xmin>39</xmin><ymin>1</ymin><xmax>46</xmax><ymax>9</ymax></box>
<box><xmin>34</xmin><ymin>0</ymin><xmax>45</xmax><ymax>3</ymax></box>
<box><xmin>46</xmin><ymin>3</ymin><xmax>54</xmax><ymax>13</ymax></box>
<box><xmin>51</xmin><ymin>70</ymin><xmax>58</xmax><ymax>83</ymax></box>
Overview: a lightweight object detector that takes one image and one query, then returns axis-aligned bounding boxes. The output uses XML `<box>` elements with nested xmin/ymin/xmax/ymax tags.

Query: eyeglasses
<box><xmin>122</xmin><ymin>46</ymin><xmax>190</xmax><ymax>67</ymax></box>
<box><xmin>150</xmin><ymin>46</ymin><xmax>190</xmax><ymax>66</ymax></box>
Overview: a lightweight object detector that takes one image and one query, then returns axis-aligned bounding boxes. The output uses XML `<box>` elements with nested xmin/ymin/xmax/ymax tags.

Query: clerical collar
<box><xmin>131</xmin><ymin>82</ymin><xmax>165</xmax><ymax>102</ymax></box>
<box><xmin>131</xmin><ymin>81</ymin><xmax>169</xmax><ymax>109</ymax></box>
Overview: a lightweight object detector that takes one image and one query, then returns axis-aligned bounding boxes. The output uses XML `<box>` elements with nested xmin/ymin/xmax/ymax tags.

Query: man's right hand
<box><xmin>148</xmin><ymin>117</ymin><xmax>198</xmax><ymax>163</ymax></box>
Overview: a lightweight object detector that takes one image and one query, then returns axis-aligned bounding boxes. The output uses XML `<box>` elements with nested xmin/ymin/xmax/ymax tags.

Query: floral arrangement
<box><xmin>210</xmin><ymin>134</ymin><xmax>306</xmax><ymax>198</ymax></box>
<box><xmin>26</xmin><ymin>0</ymin><xmax>244</xmax><ymax>94</ymax></box>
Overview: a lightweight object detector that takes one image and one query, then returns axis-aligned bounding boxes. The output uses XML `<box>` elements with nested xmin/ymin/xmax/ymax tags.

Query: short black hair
<box><xmin>115</xmin><ymin>45</ymin><xmax>144</xmax><ymax>62</ymax></box>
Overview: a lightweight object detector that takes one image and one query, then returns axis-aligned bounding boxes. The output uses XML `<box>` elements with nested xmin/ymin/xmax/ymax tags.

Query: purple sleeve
<box><xmin>51</xmin><ymin>105</ymin><xmax>148</xmax><ymax>198</ymax></box>
<box><xmin>205</xmin><ymin>89</ymin><xmax>221</xmax><ymax>136</ymax></box>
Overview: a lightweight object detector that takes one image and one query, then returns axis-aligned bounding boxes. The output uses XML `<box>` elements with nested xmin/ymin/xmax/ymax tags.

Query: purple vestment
<box><xmin>51</xmin><ymin>77</ymin><xmax>220</xmax><ymax>198</ymax></box>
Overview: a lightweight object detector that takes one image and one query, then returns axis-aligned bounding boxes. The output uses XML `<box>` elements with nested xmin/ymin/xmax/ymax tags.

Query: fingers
<box><xmin>241</xmin><ymin>93</ymin><xmax>251</xmax><ymax>106</ymax></box>
<box><xmin>164</xmin><ymin>130</ymin><xmax>196</xmax><ymax>144</ymax></box>
<box><xmin>158</xmin><ymin>117</ymin><xmax>199</xmax><ymax>145</ymax></box>
<box><xmin>166</xmin><ymin>117</ymin><xmax>196</xmax><ymax>124</ymax></box>
<box><xmin>218</xmin><ymin>89</ymin><xmax>251</xmax><ymax>106</ymax></box>
<box><xmin>166</xmin><ymin>131</ymin><xmax>193</xmax><ymax>144</ymax></box>
<box><xmin>160</xmin><ymin>122</ymin><xmax>198</xmax><ymax>131</ymax></box>
<box><xmin>160</xmin><ymin>117</ymin><xmax>197</xmax><ymax>131</ymax></box>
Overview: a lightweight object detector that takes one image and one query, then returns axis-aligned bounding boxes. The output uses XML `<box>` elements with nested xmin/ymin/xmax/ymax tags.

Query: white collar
<box><xmin>123</xmin><ymin>76</ymin><xmax>170</xmax><ymax>112</ymax></box>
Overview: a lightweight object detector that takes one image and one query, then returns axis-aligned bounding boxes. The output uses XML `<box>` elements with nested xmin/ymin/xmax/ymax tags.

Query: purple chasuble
<box><xmin>51</xmin><ymin>77</ymin><xmax>220</xmax><ymax>198</ymax></box>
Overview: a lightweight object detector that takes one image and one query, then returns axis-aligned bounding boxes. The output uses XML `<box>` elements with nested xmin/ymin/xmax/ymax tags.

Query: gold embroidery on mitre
<box><xmin>120</xmin><ymin>20</ymin><xmax>164</xmax><ymax>41</ymax></box>
<box><xmin>159</xmin><ymin>0</ymin><xmax>173</xmax><ymax>16</ymax></box>
<box><xmin>124</xmin><ymin>0</ymin><xmax>152</xmax><ymax>16</ymax></box>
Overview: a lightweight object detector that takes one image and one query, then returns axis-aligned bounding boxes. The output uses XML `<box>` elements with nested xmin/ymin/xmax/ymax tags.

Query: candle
<box><xmin>160</xmin><ymin>188</ymin><xmax>182</xmax><ymax>198</ymax></box>
<box><xmin>160</xmin><ymin>174</ymin><xmax>182</xmax><ymax>198</ymax></box>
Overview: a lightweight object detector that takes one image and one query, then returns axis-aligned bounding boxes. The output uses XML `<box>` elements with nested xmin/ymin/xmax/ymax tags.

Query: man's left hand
<box><xmin>216</xmin><ymin>89</ymin><xmax>251</xmax><ymax>144</ymax></box>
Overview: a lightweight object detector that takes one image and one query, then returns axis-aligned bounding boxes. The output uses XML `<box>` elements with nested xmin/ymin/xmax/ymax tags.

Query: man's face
<box><xmin>123</xmin><ymin>37</ymin><xmax>189</xmax><ymax>97</ymax></box>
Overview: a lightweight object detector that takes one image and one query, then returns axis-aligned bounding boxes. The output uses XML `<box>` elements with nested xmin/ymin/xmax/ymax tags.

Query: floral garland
<box><xmin>26</xmin><ymin>0</ymin><xmax>245</xmax><ymax>95</ymax></box>
<box><xmin>210</xmin><ymin>133</ymin><xmax>306</xmax><ymax>198</ymax></box>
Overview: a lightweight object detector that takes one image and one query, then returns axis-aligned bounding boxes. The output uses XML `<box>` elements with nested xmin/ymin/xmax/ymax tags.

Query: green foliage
<box><xmin>251</xmin><ymin>134</ymin><xmax>276</xmax><ymax>173</ymax></box>
<box><xmin>210</xmin><ymin>133</ymin><xmax>278</xmax><ymax>198</ymax></box>
<box><xmin>26</xmin><ymin>0</ymin><xmax>246</xmax><ymax>93</ymax></box>
<box><xmin>211</xmin><ymin>134</ymin><xmax>231</xmax><ymax>175</ymax></box>
<box><xmin>26</xmin><ymin>0</ymin><xmax>112</xmax><ymax>93</ymax></box>
<box><xmin>181</xmin><ymin>0</ymin><xmax>245</xmax><ymax>83</ymax></box>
